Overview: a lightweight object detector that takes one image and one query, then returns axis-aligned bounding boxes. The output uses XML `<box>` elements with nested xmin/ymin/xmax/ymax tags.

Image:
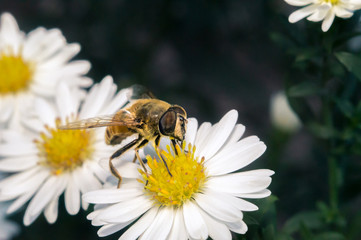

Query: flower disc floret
<box><xmin>140</xmin><ymin>143</ymin><xmax>207</xmax><ymax>207</ymax></box>
<box><xmin>0</xmin><ymin>52</ymin><xmax>34</xmax><ymax>94</ymax></box>
<box><xmin>35</xmin><ymin>118</ymin><xmax>95</xmax><ymax>175</ymax></box>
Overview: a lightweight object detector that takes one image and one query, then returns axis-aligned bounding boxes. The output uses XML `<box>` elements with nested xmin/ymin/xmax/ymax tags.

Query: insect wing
<box><xmin>129</xmin><ymin>84</ymin><xmax>156</xmax><ymax>100</ymax></box>
<box><xmin>58</xmin><ymin>111</ymin><xmax>137</xmax><ymax>130</ymax></box>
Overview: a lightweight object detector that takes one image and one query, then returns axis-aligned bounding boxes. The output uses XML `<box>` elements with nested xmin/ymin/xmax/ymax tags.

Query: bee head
<box><xmin>159</xmin><ymin>105</ymin><xmax>187</xmax><ymax>141</ymax></box>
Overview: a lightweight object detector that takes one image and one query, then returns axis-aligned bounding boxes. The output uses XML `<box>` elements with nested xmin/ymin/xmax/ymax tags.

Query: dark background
<box><xmin>0</xmin><ymin>0</ymin><xmax>330</xmax><ymax>239</ymax></box>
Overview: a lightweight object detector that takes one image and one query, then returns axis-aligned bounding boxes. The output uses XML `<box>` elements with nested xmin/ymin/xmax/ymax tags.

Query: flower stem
<box><xmin>328</xmin><ymin>155</ymin><xmax>338</xmax><ymax>213</ymax></box>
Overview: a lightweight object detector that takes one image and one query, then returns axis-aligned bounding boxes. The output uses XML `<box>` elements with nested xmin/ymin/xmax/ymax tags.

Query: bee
<box><xmin>59</xmin><ymin>86</ymin><xmax>187</xmax><ymax>187</ymax></box>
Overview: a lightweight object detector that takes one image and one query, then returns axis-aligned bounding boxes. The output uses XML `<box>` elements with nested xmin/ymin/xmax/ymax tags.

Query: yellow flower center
<box><xmin>0</xmin><ymin>52</ymin><xmax>34</xmax><ymax>95</ymax></box>
<box><xmin>35</xmin><ymin>119</ymin><xmax>95</xmax><ymax>175</ymax></box>
<box><xmin>324</xmin><ymin>0</ymin><xmax>339</xmax><ymax>4</ymax></box>
<box><xmin>140</xmin><ymin>143</ymin><xmax>207</xmax><ymax>207</ymax></box>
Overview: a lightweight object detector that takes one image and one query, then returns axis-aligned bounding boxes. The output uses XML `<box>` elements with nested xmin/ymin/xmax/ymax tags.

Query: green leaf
<box><xmin>308</xmin><ymin>122</ymin><xmax>337</xmax><ymax>139</ymax></box>
<box><xmin>314</xmin><ymin>232</ymin><xmax>345</xmax><ymax>240</ymax></box>
<box><xmin>282</xmin><ymin>211</ymin><xmax>322</xmax><ymax>234</ymax></box>
<box><xmin>335</xmin><ymin>52</ymin><xmax>361</xmax><ymax>81</ymax></box>
<box><xmin>335</xmin><ymin>99</ymin><xmax>354</xmax><ymax>118</ymax></box>
<box><xmin>288</xmin><ymin>81</ymin><xmax>320</xmax><ymax>97</ymax></box>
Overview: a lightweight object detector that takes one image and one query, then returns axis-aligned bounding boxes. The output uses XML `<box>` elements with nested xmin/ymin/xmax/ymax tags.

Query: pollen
<box><xmin>140</xmin><ymin>142</ymin><xmax>207</xmax><ymax>207</ymax></box>
<box><xmin>35</xmin><ymin>119</ymin><xmax>95</xmax><ymax>175</ymax></box>
<box><xmin>0</xmin><ymin>51</ymin><xmax>34</xmax><ymax>95</ymax></box>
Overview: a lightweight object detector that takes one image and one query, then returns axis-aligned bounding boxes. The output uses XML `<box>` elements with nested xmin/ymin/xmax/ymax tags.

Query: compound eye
<box><xmin>159</xmin><ymin>110</ymin><xmax>176</xmax><ymax>136</ymax></box>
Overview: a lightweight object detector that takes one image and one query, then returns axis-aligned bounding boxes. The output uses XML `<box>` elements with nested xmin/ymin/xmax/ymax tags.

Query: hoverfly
<box><xmin>59</xmin><ymin>85</ymin><xmax>187</xmax><ymax>187</ymax></box>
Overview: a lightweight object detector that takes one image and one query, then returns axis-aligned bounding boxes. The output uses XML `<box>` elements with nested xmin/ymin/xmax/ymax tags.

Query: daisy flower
<box><xmin>0</xmin><ymin>12</ymin><xmax>92</xmax><ymax>129</ymax></box>
<box><xmin>83</xmin><ymin>110</ymin><xmax>274</xmax><ymax>240</ymax></box>
<box><xmin>284</xmin><ymin>0</ymin><xmax>361</xmax><ymax>32</ymax></box>
<box><xmin>0</xmin><ymin>204</ymin><xmax>19</xmax><ymax>240</ymax></box>
<box><xmin>0</xmin><ymin>174</ymin><xmax>19</xmax><ymax>240</ymax></box>
<box><xmin>0</xmin><ymin>76</ymin><xmax>132</xmax><ymax>226</ymax></box>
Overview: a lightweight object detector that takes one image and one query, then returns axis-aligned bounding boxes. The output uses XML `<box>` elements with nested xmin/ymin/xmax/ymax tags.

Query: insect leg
<box><xmin>154</xmin><ymin>136</ymin><xmax>173</xmax><ymax>177</ymax></box>
<box><xmin>171</xmin><ymin>139</ymin><xmax>178</xmax><ymax>155</ymax></box>
<box><xmin>110</xmin><ymin>138</ymin><xmax>140</xmax><ymax>188</ymax></box>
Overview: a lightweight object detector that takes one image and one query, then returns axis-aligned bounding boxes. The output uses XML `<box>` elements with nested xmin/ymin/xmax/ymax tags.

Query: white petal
<box><xmin>0</xmin><ymin>96</ymin><xmax>13</xmax><ymax>122</ymax></box>
<box><xmin>183</xmin><ymin>201</ymin><xmax>208</xmax><ymax>240</ymax></box>
<box><xmin>198</xmin><ymin>110</ymin><xmax>238</xmax><ymax>160</ymax></box>
<box><xmin>206</xmin><ymin>140</ymin><xmax>267</xmax><ymax>175</ymax></box>
<box><xmin>100</xmin><ymin>87</ymin><xmax>131</xmax><ymax>115</ymax></box>
<box><xmin>32</xmin><ymin>29</ymin><xmax>66</xmax><ymax>62</ymax></box>
<box><xmin>7</xmin><ymin>181</ymin><xmax>44</xmax><ymax>214</ymax></box>
<box><xmin>56</xmin><ymin>83</ymin><xmax>77</xmax><ymax>121</ymax></box>
<box><xmin>205</xmin><ymin>189</ymin><xmax>258</xmax><ymax>212</ymax></box>
<box><xmin>95</xmin><ymin>195</ymin><xmax>152</xmax><ymax>223</ymax></box>
<box><xmin>22</xmin><ymin>27</ymin><xmax>46</xmax><ymax>59</ymax></box>
<box><xmin>223</xmin><ymin>124</ymin><xmax>245</xmax><ymax>146</ymax></box>
<box><xmin>238</xmin><ymin>189</ymin><xmax>272</xmax><ymax>199</ymax></box>
<box><xmin>334</xmin><ymin>6</ymin><xmax>353</xmax><ymax>18</ymax></box>
<box><xmin>34</xmin><ymin>98</ymin><xmax>57</xmax><ymax>127</ymax></box>
<box><xmin>227</xmin><ymin>220</ymin><xmax>248</xmax><ymax>234</ymax></box>
<box><xmin>83</xmin><ymin>187</ymin><xmax>142</xmax><ymax>204</ymax></box>
<box><xmin>289</xmin><ymin>4</ymin><xmax>319</xmax><ymax>23</ymax></box>
<box><xmin>44</xmin><ymin>198</ymin><xmax>59</xmax><ymax>224</ymax></box>
<box><xmin>0</xmin><ymin>167</ymin><xmax>44</xmax><ymax>191</ymax></box>
<box><xmin>0</xmin><ymin>156</ymin><xmax>37</xmax><ymax>172</ymax></box>
<box><xmin>184</xmin><ymin>118</ymin><xmax>198</xmax><ymax>146</ymax></box>
<box><xmin>114</xmin><ymin>162</ymin><xmax>142</xmax><ymax>179</ymax></box>
<box><xmin>0</xmin><ymin>143</ymin><xmax>37</xmax><ymax>156</ymax></box>
<box><xmin>0</xmin><ymin>129</ymin><xmax>31</xmax><ymax>143</ymax></box>
<box><xmin>194</xmin><ymin>122</ymin><xmax>212</xmax><ymax>149</ymax></box>
<box><xmin>61</xmin><ymin>60</ymin><xmax>91</xmax><ymax>75</ymax></box>
<box><xmin>80</xmin><ymin>76</ymin><xmax>115</xmax><ymax>118</ymax></box>
<box><xmin>0</xmin><ymin>169</ymin><xmax>48</xmax><ymax>198</ymax></box>
<box><xmin>284</xmin><ymin>0</ymin><xmax>314</xmax><ymax>6</ymax></box>
<box><xmin>199</xmin><ymin>209</ymin><xmax>232</xmax><ymax>240</ymax></box>
<box><xmin>206</xmin><ymin>170</ymin><xmax>273</xmax><ymax>195</ymax></box>
<box><xmin>0</xmin><ymin>13</ymin><xmax>23</xmax><ymax>52</ymax></box>
<box><xmin>195</xmin><ymin>192</ymin><xmax>243</xmax><ymax>222</ymax></box>
<box><xmin>307</xmin><ymin>4</ymin><xmax>330</xmax><ymax>22</ymax></box>
<box><xmin>65</xmin><ymin>174</ymin><xmax>81</xmax><ymax>215</ymax></box>
<box><xmin>322</xmin><ymin>10</ymin><xmax>335</xmax><ymax>32</ymax></box>
<box><xmin>141</xmin><ymin>207</ymin><xmax>174</xmax><ymax>240</ymax></box>
<box><xmin>86</xmin><ymin>161</ymin><xmax>110</xmax><ymax>183</ymax></box>
<box><xmin>167</xmin><ymin>208</ymin><xmax>188</xmax><ymax>240</ymax></box>
<box><xmin>98</xmin><ymin>220</ymin><xmax>133</xmax><ymax>237</ymax></box>
<box><xmin>23</xmin><ymin>176</ymin><xmax>66</xmax><ymax>226</ymax></box>
<box><xmin>119</xmin><ymin>207</ymin><xmax>159</xmax><ymax>240</ymax></box>
<box><xmin>72</xmin><ymin>166</ymin><xmax>102</xmax><ymax>194</ymax></box>
<box><xmin>37</xmin><ymin>43</ymin><xmax>80</xmax><ymax>67</ymax></box>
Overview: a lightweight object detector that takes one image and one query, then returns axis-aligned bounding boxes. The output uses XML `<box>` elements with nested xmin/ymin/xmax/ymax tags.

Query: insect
<box><xmin>59</xmin><ymin>86</ymin><xmax>187</xmax><ymax>187</ymax></box>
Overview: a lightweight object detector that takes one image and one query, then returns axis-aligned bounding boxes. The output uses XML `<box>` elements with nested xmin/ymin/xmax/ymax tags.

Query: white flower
<box><xmin>0</xmin><ymin>204</ymin><xmax>19</xmax><ymax>240</ymax></box>
<box><xmin>83</xmin><ymin>110</ymin><xmax>274</xmax><ymax>240</ymax></box>
<box><xmin>0</xmin><ymin>12</ymin><xmax>92</xmax><ymax>129</ymax></box>
<box><xmin>0</xmin><ymin>174</ymin><xmax>19</xmax><ymax>240</ymax></box>
<box><xmin>0</xmin><ymin>76</ymin><xmax>132</xmax><ymax>226</ymax></box>
<box><xmin>270</xmin><ymin>91</ymin><xmax>301</xmax><ymax>133</ymax></box>
<box><xmin>284</xmin><ymin>0</ymin><xmax>361</xmax><ymax>32</ymax></box>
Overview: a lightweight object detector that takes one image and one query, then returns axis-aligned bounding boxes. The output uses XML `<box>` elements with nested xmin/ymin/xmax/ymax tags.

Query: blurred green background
<box><xmin>2</xmin><ymin>0</ymin><xmax>361</xmax><ymax>239</ymax></box>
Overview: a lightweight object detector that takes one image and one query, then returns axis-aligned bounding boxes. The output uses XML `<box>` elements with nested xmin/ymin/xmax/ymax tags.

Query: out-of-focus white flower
<box><xmin>0</xmin><ymin>76</ymin><xmax>132</xmax><ymax>226</ymax></box>
<box><xmin>270</xmin><ymin>91</ymin><xmax>301</xmax><ymax>133</ymax></box>
<box><xmin>284</xmin><ymin>0</ymin><xmax>361</xmax><ymax>32</ymax></box>
<box><xmin>0</xmin><ymin>204</ymin><xmax>19</xmax><ymax>240</ymax></box>
<box><xmin>0</xmin><ymin>12</ymin><xmax>92</xmax><ymax>129</ymax></box>
<box><xmin>84</xmin><ymin>110</ymin><xmax>274</xmax><ymax>240</ymax></box>
<box><xmin>0</xmin><ymin>174</ymin><xmax>19</xmax><ymax>240</ymax></box>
